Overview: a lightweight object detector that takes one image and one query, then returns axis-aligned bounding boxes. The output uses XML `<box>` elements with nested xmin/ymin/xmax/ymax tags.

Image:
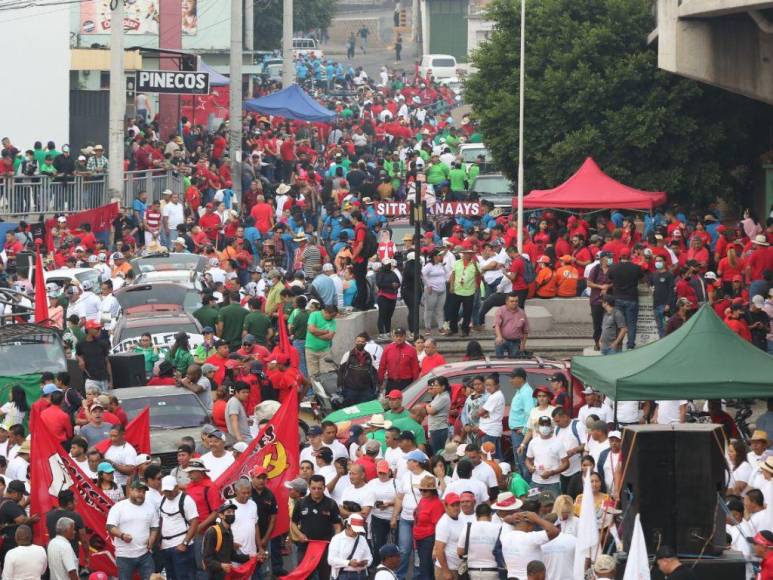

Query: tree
<box><xmin>464</xmin><ymin>0</ymin><xmax>772</xmax><ymax>206</ymax></box>
<box><xmin>252</xmin><ymin>0</ymin><xmax>336</xmax><ymax>51</ymax></box>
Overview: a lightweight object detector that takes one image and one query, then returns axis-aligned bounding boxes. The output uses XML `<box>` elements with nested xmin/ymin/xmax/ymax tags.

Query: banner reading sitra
<box><xmin>635</xmin><ymin>284</ymin><xmax>659</xmax><ymax>346</ymax></box>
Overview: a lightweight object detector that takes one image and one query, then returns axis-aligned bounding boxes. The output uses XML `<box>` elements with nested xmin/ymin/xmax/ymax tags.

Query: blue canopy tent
<box><xmin>198</xmin><ymin>59</ymin><xmax>229</xmax><ymax>86</ymax></box>
<box><xmin>244</xmin><ymin>84</ymin><xmax>336</xmax><ymax>123</ymax></box>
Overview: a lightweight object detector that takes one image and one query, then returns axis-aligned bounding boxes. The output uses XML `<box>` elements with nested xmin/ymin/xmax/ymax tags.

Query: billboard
<box><xmin>136</xmin><ymin>71</ymin><xmax>210</xmax><ymax>94</ymax></box>
<box><xmin>80</xmin><ymin>0</ymin><xmax>198</xmax><ymax>35</ymax></box>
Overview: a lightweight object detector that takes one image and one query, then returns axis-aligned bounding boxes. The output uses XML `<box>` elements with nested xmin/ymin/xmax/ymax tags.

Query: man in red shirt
<box><xmin>32</xmin><ymin>382</ymin><xmax>59</xmax><ymax>415</ymax></box>
<box><xmin>250</xmin><ymin>195</ymin><xmax>275</xmax><ymax>235</ymax></box>
<box><xmin>378</xmin><ymin>328</ymin><xmax>419</xmax><ymax>391</ymax></box>
<box><xmin>505</xmin><ymin>247</ymin><xmax>529</xmax><ymax>308</ymax></box>
<box><xmin>205</xmin><ymin>341</ymin><xmax>231</xmax><ymax>385</ymax></box>
<box><xmin>749</xmin><ymin>531</ymin><xmax>773</xmax><ymax>580</ymax></box>
<box><xmin>747</xmin><ymin>235</ymin><xmax>773</xmax><ymax>299</ymax></box>
<box><xmin>350</xmin><ymin>210</ymin><xmax>369</xmax><ymax>311</ymax></box>
<box><xmin>419</xmin><ymin>338</ymin><xmax>446</xmax><ymax>377</ymax></box>
<box><xmin>199</xmin><ymin>203</ymin><xmax>222</xmax><ymax>243</ymax></box>
<box><xmin>184</xmin><ymin>458</ymin><xmax>222</xmax><ymax>565</ymax></box>
<box><xmin>40</xmin><ymin>390</ymin><xmax>73</xmax><ymax>443</ymax></box>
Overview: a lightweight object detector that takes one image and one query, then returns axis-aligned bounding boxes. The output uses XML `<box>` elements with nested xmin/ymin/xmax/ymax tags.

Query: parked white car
<box><xmin>419</xmin><ymin>54</ymin><xmax>458</xmax><ymax>80</ymax></box>
<box><xmin>292</xmin><ymin>37</ymin><xmax>324</xmax><ymax>60</ymax></box>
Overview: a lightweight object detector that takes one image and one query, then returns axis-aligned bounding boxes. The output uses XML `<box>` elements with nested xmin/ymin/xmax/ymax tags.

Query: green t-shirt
<box><xmin>449</xmin><ymin>168</ymin><xmax>467</xmax><ymax>192</ymax></box>
<box><xmin>509</xmin><ymin>473</ymin><xmax>530</xmax><ymax>497</ymax></box>
<box><xmin>384</xmin><ymin>409</ymin><xmax>409</xmax><ymax>422</ymax></box>
<box><xmin>193</xmin><ymin>305</ymin><xmax>219</xmax><ymax>329</ymax></box>
<box><xmin>288</xmin><ymin>309</ymin><xmax>309</xmax><ymax>340</ymax></box>
<box><xmin>243</xmin><ymin>311</ymin><xmax>272</xmax><ymax>345</ymax></box>
<box><xmin>305</xmin><ymin>310</ymin><xmax>336</xmax><ymax>352</ymax></box>
<box><xmin>467</xmin><ymin>164</ymin><xmax>480</xmax><ymax>189</ymax></box>
<box><xmin>427</xmin><ymin>162</ymin><xmax>450</xmax><ymax>185</ymax></box>
<box><xmin>217</xmin><ymin>304</ymin><xmax>248</xmax><ymax>348</ymax></box>
<box><xmin>452</xmin><ymin>259</ymin><xmax>478</xmax><ymax>296</ymax></box>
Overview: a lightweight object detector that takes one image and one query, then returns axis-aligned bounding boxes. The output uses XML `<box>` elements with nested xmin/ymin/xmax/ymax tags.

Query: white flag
<box><xmin>573</xmin><ymin>468</ymin><xmax>600</xmax><ymax>579</ymax></box>
<box><xmin>623</xmin><ymin>513</ymin><xmax>651</xmax><ymax>580</ymax></box>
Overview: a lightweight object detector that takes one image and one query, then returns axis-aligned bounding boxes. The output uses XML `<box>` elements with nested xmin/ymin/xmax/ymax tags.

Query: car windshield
<box><xmin>461</xmin><ymin>147</ymin><xmax>490</xmax><ymax>163</ymax></box>
<box><xmin>131</xmin><ymin>254</ymin><xmax>204</xmax><ymax>274</ymax></box>
<box><xmin>115</xmin><ymin>285</ymin><xmax>188</xmax><ymax>310</ymax></box>
<box><xmin>0</xmin><ymin>340</ymin><xmax>67</xmax><ymax>375</ymax></box>
<box><xmin>75</xmin><ymin>270</ymin><xmax>101</xmax><ymax>287</ymax></box>
<box><xmin>474</xmin><ymin>176</ymin><xmax>512</xmax><ymax>194</ymax></box>
<box><xmin>121</xmin><ymin>392</ymin><xmax>208</xmax><ymax>429</ymax></box>
<box><xmin>118</xmin><ymin>321</ymin><xmax>199</xmax><ymax>342</ymax></box>
<box><xmin>432</xmin><ymin>58</ymin><xmax>456</xmax><ymax>67</ymax></box>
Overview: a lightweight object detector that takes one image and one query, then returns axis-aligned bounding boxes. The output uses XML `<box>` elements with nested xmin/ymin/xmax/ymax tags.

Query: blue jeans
<box><xmin>601</xmin><ymin>346</ymin><xmax>621</xmax><ymax>355</ymax></box>
<box><xmin>481</xmin><ymin>433</ymin><xmax>502</xmax><ymax>460</ymax></box>
<box><xmin>510</xmin><ymin>429</ymin><xmax>530</xmax><ymax>483</ymax></box>
<box><xmin>370</xmin><ymin>517</ymin><xmax>394</xmax><ymax>568</ymax></box>
<box><xmin>654</xmin><ymin>304</ymin><xmax>667</xmax><ymax>338</ymax></box>
<box><xmin>615</xmin><ymin>299</ymin><xmax>639</xmax><ymax>349</ymax></box>
<box><xmin>192</xmin><ymin>535</ymin><xmax>208</xmax><ymax>580</ymax></box>
<box><xmin>429</xmin><ymin>428</ymin><xmax>449</xmax><ymax>455</ymax></box>
<box><xmin>293</xmin><ymin>338</ymin><xmax>308</xmax><ymax>378</ymax></box>
<box><xmin>495</xmin><ymin>338</ymin><xmax>521</xmax><ymax>359</ymax></box>
<box><xmin>117</xmin><ymin>552</ymin><xmax>155</xmax><ymax>580</ymax></box>
<box><xmin>415</xmin><ymin>536</ymin><xmax>435</xmax><ymax>580</ymax></box>
<box><xmin>397</xmin><ymin>519</ymin><xmax>414</xmax><ymax>580</ymax></box>
<box><xmin>161</xmin><ymin>546</ymin><xmax>195</xmax><ymax>580</ymax></box>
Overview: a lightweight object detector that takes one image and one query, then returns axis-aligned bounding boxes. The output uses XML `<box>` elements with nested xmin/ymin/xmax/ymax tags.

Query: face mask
<box><xmin>539</xmin><ymin>426</ymin><xmax>552</xmax><ymax>437</ymax></box>
<box><xmin>355</xmin><ymin>343</ymin><xmax>365</xmax><ymax>351</ymax></box>
<box><xmin>655</xmin><ymin>261</ymin><xmax>664</xmax><ymax>270</ymax></box>
<box><xmin>223</xmin><ymin>514</ymin><xmax>236</xmax><ymax>525</ymax></box>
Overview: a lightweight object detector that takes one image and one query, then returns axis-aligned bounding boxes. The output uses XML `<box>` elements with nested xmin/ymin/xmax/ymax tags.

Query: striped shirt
<box><xmin>145</xmin><ymin>209</ymin><xmax>161</xmax><ymax>233</ymax></box>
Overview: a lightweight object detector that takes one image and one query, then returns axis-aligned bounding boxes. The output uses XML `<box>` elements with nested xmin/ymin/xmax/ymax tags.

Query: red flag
<box><xmin>226</xmin><ymin>556</ymin><xmax>259</xmax><ymax>580</ymax></box>
<box><xmin>33</xmin><ymin>240</ymin><xmax>48</xmax><ymax>324</ymax></box>
<box><xmin>30</xmin><ymin>420</ymin><xmax>117</xmax><ymax>576</ymax></box>
<box><xmin>278</xmin><ymin>541</ymin><xmax>329</xmax><ymax>580</ymax></box>
<box><xmin>94</xmin><ymin>407</ymin><xmax>151</xmax><ymax>455</ymax></box>
<box><xmin>276</xmin><ymin>307</ymin><xmax>300</xmax><ymax>368</ymax></box>
<box><xmin>215</xmin><ymin>388</ymin><xmax>299</xmax><ymax>537</ymax></box>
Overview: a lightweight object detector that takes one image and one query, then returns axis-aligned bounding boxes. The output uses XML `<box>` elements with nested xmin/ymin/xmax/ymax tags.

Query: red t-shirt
<box><xmin>199</xmin><ymin>213</ymin><xmax>222</xmax><ymax>242</ymax></box>
<box><xmin>355</xmin><ymin>455</ymin><xmax>377</xmax><ymax>482</ymax></box>
<box><xmin>509</xmin><ymin>257</ymin><xmax>527</xmax><ymax>291</ymax></box>
<box><xmin>250</xmin><ymin>203</ymin><xmax>274</xmax><ymax>234</ymax></box>
<box><xmin>413</xmin><ymin>496</ymin><xmax>445</xmax><ymax>540</ymax></box>
<box><xmin>420</xmin><ymin>352</ymin><xmax>446</xmax><ymax>377</ymax></box>
<box><xmin>212</xmin><ymin>135</ymin><xmax>227</xmax><ymax>159</ymax></box>
<box><xmin>186</xmin><ymin>478</ymin><xmax>221</xmax><ymax>523</ymax></box>
<box><xmin>749</xmin><ymin>246</ymin><xmax>773</xmax><ymax>281</ymax></box>
<box><xmin>353</xmin><ymin>222</ymin><xmax>367</xmax><ymax>264</ymax></box>
<box><xmin>40</xmin><ymin>405</ymin><xmax>73</xmax><ymax>442</ymax></box>
<box><xmin>212</xmin><ymin>399</ymin><xmax>227</xmax><ymax>431</ymax></box>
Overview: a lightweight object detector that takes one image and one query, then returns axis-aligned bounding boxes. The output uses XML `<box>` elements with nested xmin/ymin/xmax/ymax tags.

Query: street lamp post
<box><xmin>516</xmin><ymin>0</ymin><xmax>525</xmax><ymax>253</ymax></box>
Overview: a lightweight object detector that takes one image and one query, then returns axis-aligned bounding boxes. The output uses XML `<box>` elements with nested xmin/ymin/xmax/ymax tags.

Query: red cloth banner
<box><xmin>278</xmin><ymin>541</ymin><xmax>329</xmax><ymax>580</ymax></box>
<box><xmin>30</xmin><ymin>420</ymin><xmax>117</xmax><ymax>576</ymax></box>
<box><xmin>276</xmin><ymin>306</ymin><xmax>300</xmax><ymax>369</ymax></box>
<box><xmin>94</xmin><ymin>407</ymin><xmax>151</xmax><ymax>455</ymax></box>
<box><xmin>33</xmin><ymin>242</ymin><xmax>48</xmax><ymax>324</ymax></box>
<box><xmin>226</xmin><ymin>556</ymin><xmax>259</xmax><ymax>580</ymax></box>
<box><xmin>215</xmin><ymin>388</ymin><xmax>299</xmax><ymax>537</ymax></box>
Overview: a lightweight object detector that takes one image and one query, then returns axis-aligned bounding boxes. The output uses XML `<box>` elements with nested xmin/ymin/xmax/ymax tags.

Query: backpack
<box><xmin>522</xmin><ymin>257</ymin><xmax>536</xmax><ymax>284</ymax></box>
<box><xmin>597</xmin><ymin>447</ymin><xmax>611</xmax><ymax>476</ymax></box>
<box><xmin>159</xmin><ymin>492</ymin><xmax>190</xmax><ymax>540</ymax></box>
<box><xmin>361</xmin><ymin>229</ymin><xmax>378</xmax><ymax>261</ymax></box>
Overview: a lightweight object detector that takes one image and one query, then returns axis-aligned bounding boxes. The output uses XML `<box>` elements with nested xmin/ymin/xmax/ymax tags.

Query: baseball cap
<box><xmin>405</xmin><ymin>450</ymin><xmax>429</xmax><ymax>463</ymax></box>
<box><xmin>283</xmin><ymin>478</ymin><xmax>308</xmax><ymax>494</ymax></box>
<box><xmin>444</xmin><ymin>492</ymin><xmax>461</xmax><ymax>505</ymax></box>
<box><xmin>347</xmin><ymin>515</ymin><xmax>367</xmax><ymax>533</ymax></box>
<box><xmin>609</xmin><ymin>430</ymin><xmax>622</xmax><ymax>440</ymax></box>
<box><xmin>161</xmin><ymin>475</ymin><xmax>178</xmax><ymax>491</ymax></box>
<box><xmin>379</xmin><ymin>544</ymin><xmax>401</xmax><ymax>559</ymax></box>
<box><xmin>97</xmin><ymin>462</ymin><xmax>114</xmax><ymax>474</ymax></box>
<box><xmin>233</xmin><ymin>441</ymin><xmax>248</xmax><ymax>453</ymax></box>
<box><xmin>748</xmin><ymin>531</ymin><xmax>773</xmax><ymax>547</ymax></box>
<box><xmin>386</xmin><ymin>389</ymin><xmax>403</xmax><ymax>399</ymax></box>
<box><xmin>133</xmin><ymin>453</ymin><xmax>152</xmax><ymax>466</ymax></box>
<box><xmin>89</xmin><ymin>403</ymin><xmax>104</xmax><ymax>412</ymax></box>
<box><xmin>202</xmin><ymin>326</ymin><xmax>214</xmax><ymax>334</ymax></box>
<box><xmin>376</xmin><ymin>460</ymin><xmax>391</xmax><ymax>473</ymax></box>
<box><xmin>208</xmin><ymin>430</ymin><xmax>227</xmax><ymax>442</ymax></box>
<box><xmin>42</xmin><ymin>383</ymin><xmax>61</xmax><ymax>396</ymax></box>
<box><xmin>308</xmin><ymin>426</ymin><xmax>323</xmax><ymax>437</ymax></box>
<box><xmin>250</xmin><ymin>466</ymin><xmax>268</xmax><ymax>478</ymax></box>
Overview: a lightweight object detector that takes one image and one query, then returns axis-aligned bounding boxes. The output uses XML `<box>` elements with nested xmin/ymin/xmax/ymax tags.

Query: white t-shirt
<box><xmin>479</xmin><ymin>390</ymin><xmax>505</xmax><ymax>436</ymax></box>
<box><xmin>0</xmin><ymin>402</ymin><xmax>25</xmax><ymax>427</ymax></box>
<box><xmin>162</xmin><ymin>201</ymin><xmax>185</xmax><ymax>231</ymax></box>
<box><xmin>586</xmin><ymin>438</ymin><xmax>610</xmax><ymax>466</ymax></box>
<box><xmin>443</xmin><ymin>477</ymin><xmax>489</xmax><ymax>505</ymax></box>
<box><xmin>1</xmin><ymin>544</ymin><xmax>48</xmax><ymax>580</ymax></box>
<box><xmin>367</xmin><ymin>477</ymin><xmax>397</xmax><ymax>521</ymax></box>
<box><xmin>541</xmin><ymin>532</ymin><xmax>576</xmax><ymax>580</ymax></box>
<box><xmin>655</xmin><ymin>400</ymin><xmax>686</xmax><ymax>425</ymax></box>
<box><xmin>577</xmin><ymin>404</ymin><xmax>612</xmax><ymax>426</ymax></box>
<box><xmin>435</xmin><ymin>514</ymin><xmax>465</xmax><ymax>570</ymax></box>
<box><xmin>330</xmin><ymin>475</ymin><xmax>351</xmax><ymax>505</ymax></box>
<box><xmin>158</xmin><ymin>492</ymin><xmax>199</xmax><ymax>550</ymax></box>
<box><xmin>602</xmin><ymin>450</ymin><xmax>622</xmax><ymax>494</ymax></box>
<box><xmin>318</xmin><ymin>464</ymin><xmax>338</xmax><ymax>489</ymax></box>
<box><xmin>501</xmin><ymin>528</ymin><xmax>550</xmax><ymax>579</ymax></box>
<box><xmin>555</xmin><ymin>420</ymin><xmax>585</xmax><ymax>477</ymax></box>
<box><xmin>610</xmin><ymin>400</ymin><xmax>641</xmax><ymax>424</ymax></box>
<box><xmin>727</xmin><ymin>460</ymin><xmax>754</xmax><ymax>494</ymax></box>
<box><xmin>299</xmin><ymin>445</ymin><xmax>322</xmax><ymax>471</ymax></box>
<box><xmin>106</xmin><ymin>499</ymin><xmax>160</xmax><ymax>558</ymax></box>
<box><xmin>397</xmin><ymin>470</ymin><xmax>433</xmax><ymax>521</ymax></box>
<box><xmin>104</xmin><ymin>443</ymin><xmax>138</xmax><ymax>487</ymax></box>
<box><xmin>457</xmin><ymin>520</ymin><xmax>502</xmax><ymax>568</ymax></box>
<box><xmin>323</xmin><ymin>439</ymin><xmax>349</xmax><ymax>461</ymax></box>
<box><xmin>340</xmin><ymin>484</ymin><xmax>375</xmax><ymax>532</ymax></box>
<box><xmin>200</xmin><ymin>451</ymin><xmax>235</xmax><ymax>481</ymax></box>
<box><xmin>527</xmin><ymin>436</ymin><xmax>565</xmax><ymax>484</ymax></box>
<box><xmin>73</xmin><ymin>456</ymin><xmax>97</xmax><ymax>479</ymax></box>
<box><xmin>384</xmin><ymin>446</ymin><xmax>405</xmax><ymax>476</ymax></box>
<box><xmin>232</xmin><ymin>498</ymin><xmax>259</xmax><ymax>555</ymax></box>
<box><xmin>6</xmin><ymin>456</ymin><xmax>29</xmax><ymax>483</ymax></box>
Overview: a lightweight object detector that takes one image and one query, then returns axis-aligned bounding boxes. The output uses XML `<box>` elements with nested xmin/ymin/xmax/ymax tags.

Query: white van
<box><xmin>419</xmin><ymin>54</ymin><xmax>458</xmax><ymax>80</ymax></box>
<box><xmin>292</xmin><ymin>37</ymin><xmax>324</xmax><ymax>60</ymax></box>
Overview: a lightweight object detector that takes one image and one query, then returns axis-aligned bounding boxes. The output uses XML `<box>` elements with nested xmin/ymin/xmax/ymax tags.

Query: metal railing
<box><xmin>0</xmin><ymin>170</ymin><xmax>185</xmax><ymax>216</ymax></box>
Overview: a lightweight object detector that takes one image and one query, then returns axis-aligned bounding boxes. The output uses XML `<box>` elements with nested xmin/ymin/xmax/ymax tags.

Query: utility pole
<box><xmin>282</xmin><ymin>0</ymin><xmax>294</xmax><ymax>86</ymax></box>
<box><xmin>229</xmin><ymin>0</ymin><xmax>243</xmax><ymax>198</ymax></box>
<box><xmin>516</xmin><ymin>0</ymin><xmax>525</xmax><ymax>252</ymax></box>
<box><xmin>108</xmin><ymin>0</ymin><xmax>126</xmax><ymax>200</ymax></box>
<box><xmin>245</xmin><ymin>0</ymin><xmax>254</xmax><ymax>97</ymax></box>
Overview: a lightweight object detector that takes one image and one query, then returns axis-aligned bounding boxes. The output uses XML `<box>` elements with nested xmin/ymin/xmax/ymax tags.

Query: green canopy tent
<box><xmin>571</xmin><ymin>304</ymin><xmax>773</xmax><ymax>401</ymax></box>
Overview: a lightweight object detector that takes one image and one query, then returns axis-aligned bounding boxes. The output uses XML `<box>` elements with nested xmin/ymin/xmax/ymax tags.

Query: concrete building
<box><xmin>419</xmin><ymin>0</ymin><xmax>494</xmax><ymax>61</ymax></box>
<box><xmin>654</xmin><ymin>0</ymin><xmax>773</xmax><ymax>105</ymax></box>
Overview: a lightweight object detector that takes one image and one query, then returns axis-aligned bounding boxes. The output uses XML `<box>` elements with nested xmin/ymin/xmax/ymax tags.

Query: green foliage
<box><xmin>252</xmin><ymin>0</ymin><xmax>336</xmax><ymax>50</ymax></box>
<box><xmin>464</xmin><ymin>0</ymin><xmax>772</xmax><ymax>206</ymax></box>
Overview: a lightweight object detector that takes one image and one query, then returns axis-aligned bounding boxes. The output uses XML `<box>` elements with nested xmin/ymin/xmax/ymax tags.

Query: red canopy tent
<box><xmin>522</xmin><ymin>157</ymin><xmax>667</xmax><ymax>210</ymax></box>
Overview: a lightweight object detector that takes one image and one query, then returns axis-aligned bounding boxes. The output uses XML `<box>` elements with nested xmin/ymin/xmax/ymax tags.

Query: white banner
<box><xmin>111</xmin><ymin>332</ymin><xmax>206</xmax><ymax>354</ymax></box>
<box><xmin>635</xmin><ymin>286</ymin><xmax>659</xmax><ymax>346</ymax></box>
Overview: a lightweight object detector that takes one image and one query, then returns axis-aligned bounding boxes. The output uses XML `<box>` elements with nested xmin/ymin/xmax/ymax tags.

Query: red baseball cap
<box><xmin>85</xmin><ymin>320</ymin><xmax>102</xmax><ymax>331</ymax></box>
<box><xmin>444</xmin><ymin>492</ymin><xmax>461</xmax><ymax>505</ymax></box>
<box><xmin>386</xmin><ymin>390</ymin><xmax>403</xmax><ymax>399</ymax></box>
<box><xmin>376</xmin><ymin>460</ymin><xmax>391</xmax><ymax>473</ymax></box>
<box><xmin>250</xmin><ymin>466</ymin><xmax>268</xmax><ymax>477</ymax></box>
<box><xmin>619</xmin><ymin>248</ymin><xmax>631</xmax><ymax>258</ymax></box>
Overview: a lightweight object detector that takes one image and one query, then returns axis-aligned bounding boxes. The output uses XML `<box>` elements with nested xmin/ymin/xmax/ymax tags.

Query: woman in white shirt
<box><xmin>727</xmin><ymin>439</ymin><xmax>754</xmax><ymax>496</ymax></box>
<box><xmin>551</xmin><ymin>494</ymin><xmax>579</xmax><ymax>536</ymax></box>
<box><xmin>0</xmin><ymin>385</ymin><xmax>28</xmax><ymax>429</ymax></box>
<box><xmin>521</xmin><ymin>386</ymin><xmax>557</xmax><ymax>451</ymax></box>
<box><xmin>431</xmin><ymin>456</ymin><xmax>453</xmax><ymax>496</ymax></box>
<box><xmin>367</xmin><ymin>460</ymin><xmax>398</xmax><ymax>566</ymax></box>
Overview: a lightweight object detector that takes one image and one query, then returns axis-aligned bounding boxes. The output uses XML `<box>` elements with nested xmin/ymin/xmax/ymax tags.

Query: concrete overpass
<box><xmin>655</xmin><ymin>0</ymin><xmax>773</xmax><ymax>104</ymax></box>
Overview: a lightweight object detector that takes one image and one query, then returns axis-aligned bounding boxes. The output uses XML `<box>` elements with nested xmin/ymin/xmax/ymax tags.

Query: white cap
<box><xmin>704</xmin><ymin>271</ymin><xmax>718</xmax><ymax>280</ymax></box>
<box><xmin>134</xmin><ymin>453</ymin><xmax>152</xmax><ymax>466</ymax></box>
<box><xmin>233</xmin><ymin>441</ymin><xmax>248</xmax><ymax>453</ymax></box>
<box><xmin>608</xmin><ymin>430</ymin><xmax>622</xmax><ymax>440</ymax></box>
<box><xmin>209</xmin><ymin>258</ymin><xmax>220</xmax><ymax>267</ymax></box>
<box><xmin>161</xmin><ymin>475</ymin><xmax>177</xmax><ymax>491</ymax></box>
<box><xmin>57</xmin><ymin>216</ymin><xmax>67</xmax><ymax>223</ymax></box>
<box><xmin>752</xmin><ymin>294</ymin><xmax>765</xmax><ymax>308</ymax></box>
<box><xmin>322</xmin><ymin>262</ymin><xmax>334</xmax><ymax>272</ymax></box>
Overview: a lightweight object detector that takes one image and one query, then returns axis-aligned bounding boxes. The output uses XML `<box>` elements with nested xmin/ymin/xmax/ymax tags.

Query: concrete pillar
<box><xmin>159</xmin><ymin>0</ymin><xmax>182</xmax><ymax>141</ymax></box>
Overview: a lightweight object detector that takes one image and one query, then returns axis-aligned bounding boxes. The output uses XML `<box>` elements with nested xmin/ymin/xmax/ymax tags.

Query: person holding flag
<box><xmin>201</xmin><ymin>501</ymin><xmax>252</xmax><ymax>579</ymax></box>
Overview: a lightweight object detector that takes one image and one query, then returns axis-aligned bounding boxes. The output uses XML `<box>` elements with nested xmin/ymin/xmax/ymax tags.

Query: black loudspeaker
<box><xmin>108</xmin><ymin>353</ymin><xmax>146</xmax><ymax>389</ymax></box>
<box><xmin>14</xmin><ymin>251</ymin><xmax>33</xmax><ymax>277</ymax></box>
<box><xmin>620</xmin><ymin>424</ymin><xmax>726</xmax><ymax>556</ymax></box>
<box><xmin>615</xmin><ymin>550</ymin><xmax>746</xmax><ymax>580</ymax></box>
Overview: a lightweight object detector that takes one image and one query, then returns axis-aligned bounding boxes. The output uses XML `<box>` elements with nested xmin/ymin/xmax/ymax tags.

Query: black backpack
<box><xmin>361</xmin><ymin>229</ymin><xmax>378</xmax><ymax>261</ymax></box>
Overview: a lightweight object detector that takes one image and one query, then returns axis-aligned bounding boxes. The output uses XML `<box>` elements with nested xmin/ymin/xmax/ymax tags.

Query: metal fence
<box><xmin>0</xmin><ymin>170</ymin><xmax>185</xmax><ymax>217</ymax></box>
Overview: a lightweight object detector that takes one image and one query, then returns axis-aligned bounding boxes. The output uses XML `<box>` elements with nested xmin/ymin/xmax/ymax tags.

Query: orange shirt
<box><xmin>555</xmin><ymin>265</ymin><xmax>579</xmax><ymax>297</ymax></box>
<box><xmin>535</xmin><ymin>267</ymin><xmax>557</xmax><ymax>298</ymax></box>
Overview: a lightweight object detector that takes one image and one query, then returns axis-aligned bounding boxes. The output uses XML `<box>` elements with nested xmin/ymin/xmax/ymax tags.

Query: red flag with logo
<box><xmin>215</xmin><ymin>388</ymin><xmax>299</xmax><ymax>537</ymax></box>
<box><xmin>226</xmin><ymin>556</ymin><xmax>259</xmax><ymax>580</ymax></box>
<box><xmin>30</xmin><ymin>420</ymin><xmax>117</xmax><ymax>576</ymax></box>
<box><xmin>94</xmin><ymin>407</ymin><xmax>151</xmax><ymax>455</ymax></box>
